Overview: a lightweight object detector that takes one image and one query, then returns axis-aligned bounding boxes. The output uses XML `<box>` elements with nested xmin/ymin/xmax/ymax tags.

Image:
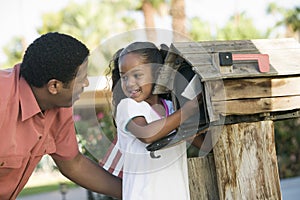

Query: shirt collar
<box><xmin>19</xmin><ymin>76</ymin><xmax>42</xmax><ymax>121</ymax></box>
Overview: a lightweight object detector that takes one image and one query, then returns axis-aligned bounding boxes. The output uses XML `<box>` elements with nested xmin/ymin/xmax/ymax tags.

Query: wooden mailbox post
<box><xmin>154</xmin><ymin>38</ymin><xmax>300</xmax><ymax>200</ymax></box>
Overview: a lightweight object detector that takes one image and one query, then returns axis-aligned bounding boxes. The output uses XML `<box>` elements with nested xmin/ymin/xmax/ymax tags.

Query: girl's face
<box><xmin>119</xmin><ymin>53</ymin><xmax>154</xmax><ymax>103</ymax></box>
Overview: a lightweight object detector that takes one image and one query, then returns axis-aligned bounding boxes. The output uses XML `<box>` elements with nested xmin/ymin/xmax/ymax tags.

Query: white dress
<box><xmin>116</xmin><ymin>98</ymin><xmax>190</xmax><ymax>200</ymax></box>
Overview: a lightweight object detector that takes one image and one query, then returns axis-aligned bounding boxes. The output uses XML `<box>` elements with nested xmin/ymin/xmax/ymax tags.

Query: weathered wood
<box><xmin>173</xmin><ymin>38</ymin><xmax>300</xmax><ymax>55</ymax></box>
<box><xmin>213</xmin><ymin>95</ymin><xmax>300</xmax><ymax>115</ymax></box>
<box><xmin>210</xmin><ymin>109</ymin><xmax>300</xmax><ymax>125</ymax></box>
<box><xmin>171</xmin><ymin>38</ymin><xmax>300</xmax><ymax>81</ymax></box>
<box><xmin>209</xmin><ymin>76</ymin><xmax>300</xmax><ymax>101</ymax></box>
<box><xmin>212</xmin><ymin>121</ymin><xmax>281</xmax><ymax>200</ymax></box>
<box><xmin>188</xmin><ymin>155</ymin><xmax>219</xmax><ymax>200</ymax></box>
<box><xmin>153</xmin><ymin>49</ymin><xmax>182</xmax><ymax>94</ymax></box>
<box><xmin>204</xmin><ymin>80</ymin><xmax>224</xmax><ymax>121</ymax></box>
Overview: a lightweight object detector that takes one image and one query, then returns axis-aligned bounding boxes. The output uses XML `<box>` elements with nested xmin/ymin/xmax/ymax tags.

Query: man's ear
<box><xmin>47</xmin><ymin>79</ymin><xmax>62</xmax><ymax>95</ymax></box>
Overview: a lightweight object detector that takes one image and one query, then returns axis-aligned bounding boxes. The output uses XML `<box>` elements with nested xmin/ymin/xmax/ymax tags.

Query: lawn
<box><xmin>18</xmin><ymin>181</ymin><xmax>78</xmax><ymax>197</ymax></box>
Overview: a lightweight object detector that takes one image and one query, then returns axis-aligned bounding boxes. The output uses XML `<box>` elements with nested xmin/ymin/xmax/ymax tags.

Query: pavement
<box><xmin>280</xmin><ymin>176</ymin><xmax>300</xmax><ymax>199</ymax></box>
<box><xmin>17</xmin><ymin>176</ymin><xmax>300</xmax><ymax>200</ymax></box>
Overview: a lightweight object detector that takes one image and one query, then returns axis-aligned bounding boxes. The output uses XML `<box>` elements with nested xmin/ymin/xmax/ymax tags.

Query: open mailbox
<box><xmin>147</xmin><ymin>38</ymin><xmax>300</xmax><ymax>151</ymax></box>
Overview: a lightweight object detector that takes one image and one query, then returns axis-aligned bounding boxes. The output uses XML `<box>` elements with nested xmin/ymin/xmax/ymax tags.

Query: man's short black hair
<box><xmin>20</xmin><ymin>32</ymin><xmax>89</xmax><ymax>87</ymax></box>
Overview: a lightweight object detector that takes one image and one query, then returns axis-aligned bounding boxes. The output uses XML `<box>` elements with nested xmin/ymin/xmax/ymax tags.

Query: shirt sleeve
<box><xmin>115</xmin><ymin>98</ymin><xmax>149</xmax><ymax>133</ymax></box>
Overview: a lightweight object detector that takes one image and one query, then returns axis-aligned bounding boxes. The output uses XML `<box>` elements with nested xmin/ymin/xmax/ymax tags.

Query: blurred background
<box><xmin>1</xmin><ymin>0</ymin><xmax>299</xmax><ymax>70</ymax></box>
<box><xmin>1</xmin><ymin>0</ymin><xmax>299</xmax><ymax>199</ymax></box>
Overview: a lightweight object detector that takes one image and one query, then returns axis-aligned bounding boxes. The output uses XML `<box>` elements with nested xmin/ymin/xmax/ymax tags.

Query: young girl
<box><xmin>110</xmin><ymin>42</ymin><xmax>201</xmax><ymax>200</ymax></box>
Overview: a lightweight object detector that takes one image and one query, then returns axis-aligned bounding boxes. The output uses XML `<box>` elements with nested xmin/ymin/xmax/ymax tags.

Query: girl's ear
<box><xmin>47</xmin><ymin>79</ymin><xmax>62</xmax><ymax>95</ymax></box>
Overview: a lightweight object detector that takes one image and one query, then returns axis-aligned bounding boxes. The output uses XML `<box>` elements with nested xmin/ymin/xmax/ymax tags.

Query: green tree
<box><xmin>38</xmin><ymin>1</ymin><xmax>137</xmax><ymax>50</ymax></box>
<box><xmin>1</xmin><ymin>36</ymin><xmax>26</xmax><ymax>69</ymax></box>
<box><xmin>275</xmin><ymin>119</ymin><xmax>300</xmax><ymax>178</ymax></box>
<box><xmin>38</xmin><ymin>0</ymin><xmax>137</xmax><ymax>76</ymax></box>
<box><xmin>217</xmin><ymin>12</ymin><xmax>264</xmax><ymax>40</ymax></box>
<box><xmin>188</xmin><ymin>11</ymin><xmax>266</xmax><ymax>42</ymax></box>
<box><xmin>267</xmin><ymin>3</ymin><xmax>300</xmax><ymax>41</ymax></box>
<box><xmin>189</xmin><ymin>17</ymin><xmax>214</xmax><ymax>41</ymax></box>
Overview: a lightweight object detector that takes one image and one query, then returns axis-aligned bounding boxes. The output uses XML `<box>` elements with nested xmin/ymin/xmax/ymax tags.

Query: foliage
<box><xmin>1</xmin><ymin>36</ymin><xmax>25</xmax><ymax>69</ymax></box>
<box><xmin>74</xmin><ymin>106</ymin><xmax>116</xmax><ymax>162</ymax></box>
<box><xmin>37</xmin><ymin>0</ymin><xmax>137</xmax><ymax>50</ymax></box>
<box><xmin>189</xmin><ymin>17</ymin><xmax>213</xmax><ymax>41</ymax></box>
<box><xmin>274</xmin><ymin>118</ymin><xmax>300</xmax><ymax>178</ymax></box>
<box><xmin>36</xmin><ymin>0</ymin><xmax>139</xmax><ymax>76</ymax></box>
<box><xmin>188</xmin><ymin>12</ymin><xmax>267</xmax><ymax>42</ymax></box>
<box><xmin>267</xmin><ymin>3</ymin><xmax>300</xmax><ymax>39</ymax></box>
<box><xmin>267</xmin><ymin>3</ymin><xmax>300</xmax><ymax>32</ymax></box>
<box><xmin>283</xmin><ymin>7</ymin><xmax>300</xmax><ymax>32</ymax></box>
<box><xmin>74</xmin><ymin>105</ymin><xmax>117</xmax><ymax>200</ymax></box>
<box><xmin>217</xmin><ymin>12</ymin><xmax>265</xmax><ymax>40</ymax></box>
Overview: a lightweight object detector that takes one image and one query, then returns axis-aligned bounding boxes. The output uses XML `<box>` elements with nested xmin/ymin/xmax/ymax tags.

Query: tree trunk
<box><xmin>170</xmin><ymin>0</ymin><xmax>187</xmax><ymax>41</ymax></box>
<box><xmin>142</xmin><ymin>0</ymin><xmax>157</xmax><ymax>41</ymax></box>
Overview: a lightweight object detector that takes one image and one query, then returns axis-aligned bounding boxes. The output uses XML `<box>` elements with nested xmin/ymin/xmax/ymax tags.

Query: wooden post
<box><xmin>212</xmin><ymin>121</ymin><xmax>281</xmax><ymax>200</ymax></box>
<box><xmin>188</xmin><ymin>154</ymin><xmax>219</xmax><ymax>200</ymax></box>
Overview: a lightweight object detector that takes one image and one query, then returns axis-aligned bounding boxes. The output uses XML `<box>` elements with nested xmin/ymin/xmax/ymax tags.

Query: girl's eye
<box><xmin>134</xmin><ymin>73</ymin><xmax>143</xmax><ymax>79</ymax></box>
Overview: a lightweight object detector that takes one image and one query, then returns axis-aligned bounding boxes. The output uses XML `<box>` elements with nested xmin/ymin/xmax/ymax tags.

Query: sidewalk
<box><xmin>281</xmin><ymin>176</ymin><xmax>300</xmax><ymax>199</ymax></box>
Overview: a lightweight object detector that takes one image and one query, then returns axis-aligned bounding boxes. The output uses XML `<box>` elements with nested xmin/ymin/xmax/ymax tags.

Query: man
<box><xmin>0</xmin><ymin>32</ymin><xmax>122</xmax><ymax>200</ymax></box>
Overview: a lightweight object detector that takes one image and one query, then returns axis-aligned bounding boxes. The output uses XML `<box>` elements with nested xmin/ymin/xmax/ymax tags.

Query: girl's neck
<box><xmin>145</xmin><ymin>94</ymin><xmax>160</xmax><ymax>106</ymax></box>
<box><xmin>146</xmin><ymin>95</ymin><xmax>168</xmax><ymax>118</ymax></box>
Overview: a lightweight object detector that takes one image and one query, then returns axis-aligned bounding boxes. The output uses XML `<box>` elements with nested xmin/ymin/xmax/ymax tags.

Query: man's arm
<box><xmin>53</xmin><ymin>152</ymin><xmax>122</xmax><ymax>199</ymax></box>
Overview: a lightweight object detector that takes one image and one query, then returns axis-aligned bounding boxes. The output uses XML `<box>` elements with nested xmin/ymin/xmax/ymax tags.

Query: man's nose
<box><xmin>83</xmin><ymin>77</ymin><xmax>89</xmax><ymax>87</ymax></box>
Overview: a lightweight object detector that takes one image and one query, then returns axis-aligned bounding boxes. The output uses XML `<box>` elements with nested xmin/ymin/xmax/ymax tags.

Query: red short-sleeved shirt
<box><xmin>0</xmin><ymin>64</ymin><xmax>79</xmax><ymax>199</ymax></box>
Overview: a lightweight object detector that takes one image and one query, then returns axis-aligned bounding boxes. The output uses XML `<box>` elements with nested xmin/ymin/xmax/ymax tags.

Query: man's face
<box><xmin>55</xmin><ymin>59</ymin><xmax>89</xmax><ymax>107</ymax></box>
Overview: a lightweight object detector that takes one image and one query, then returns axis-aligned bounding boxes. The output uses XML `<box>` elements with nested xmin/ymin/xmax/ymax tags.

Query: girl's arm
<box><xmin>126</xmin><ymin>98</ymin><xmax>199</xmax><ymax>143</ymax></box>
<box><xmin>188</xmin><ymin>131</ymin><xmax>212</xmax><ymax>153</ymax></box>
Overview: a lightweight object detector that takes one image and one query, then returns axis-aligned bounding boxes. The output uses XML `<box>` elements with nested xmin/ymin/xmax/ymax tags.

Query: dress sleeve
<box><xmin>115</xmin><ymin>98</ymin><xmax>149</xmax><ymax>133</ymax></box>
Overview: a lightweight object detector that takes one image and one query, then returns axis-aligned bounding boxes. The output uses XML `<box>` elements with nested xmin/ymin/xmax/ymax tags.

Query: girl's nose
<box><xmin>126</xmin><ymin>76</ymin><xmax>135</xmax><ymax>87</ymax></box>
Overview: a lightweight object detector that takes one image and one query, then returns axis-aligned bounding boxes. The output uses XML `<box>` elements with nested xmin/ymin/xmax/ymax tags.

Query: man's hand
<box><xmin>53</xmin><ymin>152</ymin><xmax>122</xmax><ymax>199</ymax></box>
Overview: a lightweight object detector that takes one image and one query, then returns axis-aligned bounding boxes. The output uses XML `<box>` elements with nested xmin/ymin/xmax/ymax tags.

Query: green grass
<box><xmin>18</xmin><ymin>182</ymin><xmax>78</xmax><ymax>197</ymax></box>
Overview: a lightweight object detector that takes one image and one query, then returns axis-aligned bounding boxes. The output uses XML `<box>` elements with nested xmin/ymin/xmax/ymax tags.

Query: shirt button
<box><xmin>0</xmin><ymin>162</ymin><xmax>4</xmax><ymax>166</ymax></box>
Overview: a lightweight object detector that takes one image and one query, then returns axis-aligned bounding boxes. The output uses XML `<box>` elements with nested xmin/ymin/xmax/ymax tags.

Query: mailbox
<box><xmin>148</xmin><ymin>38</ymin><xmax>300</xmax><ymax>200</ymax></box>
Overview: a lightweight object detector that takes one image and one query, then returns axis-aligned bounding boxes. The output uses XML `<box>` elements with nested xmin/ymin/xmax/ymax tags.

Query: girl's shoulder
<box><xmin>119</xmin><ymin>98</ymin><xmax>146</xmax><ymax>106</ymax></box>
<box><xmin>118</xmin><ymin>98</ymin><xmax>150</xmax><ymax>110</ymax></box>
